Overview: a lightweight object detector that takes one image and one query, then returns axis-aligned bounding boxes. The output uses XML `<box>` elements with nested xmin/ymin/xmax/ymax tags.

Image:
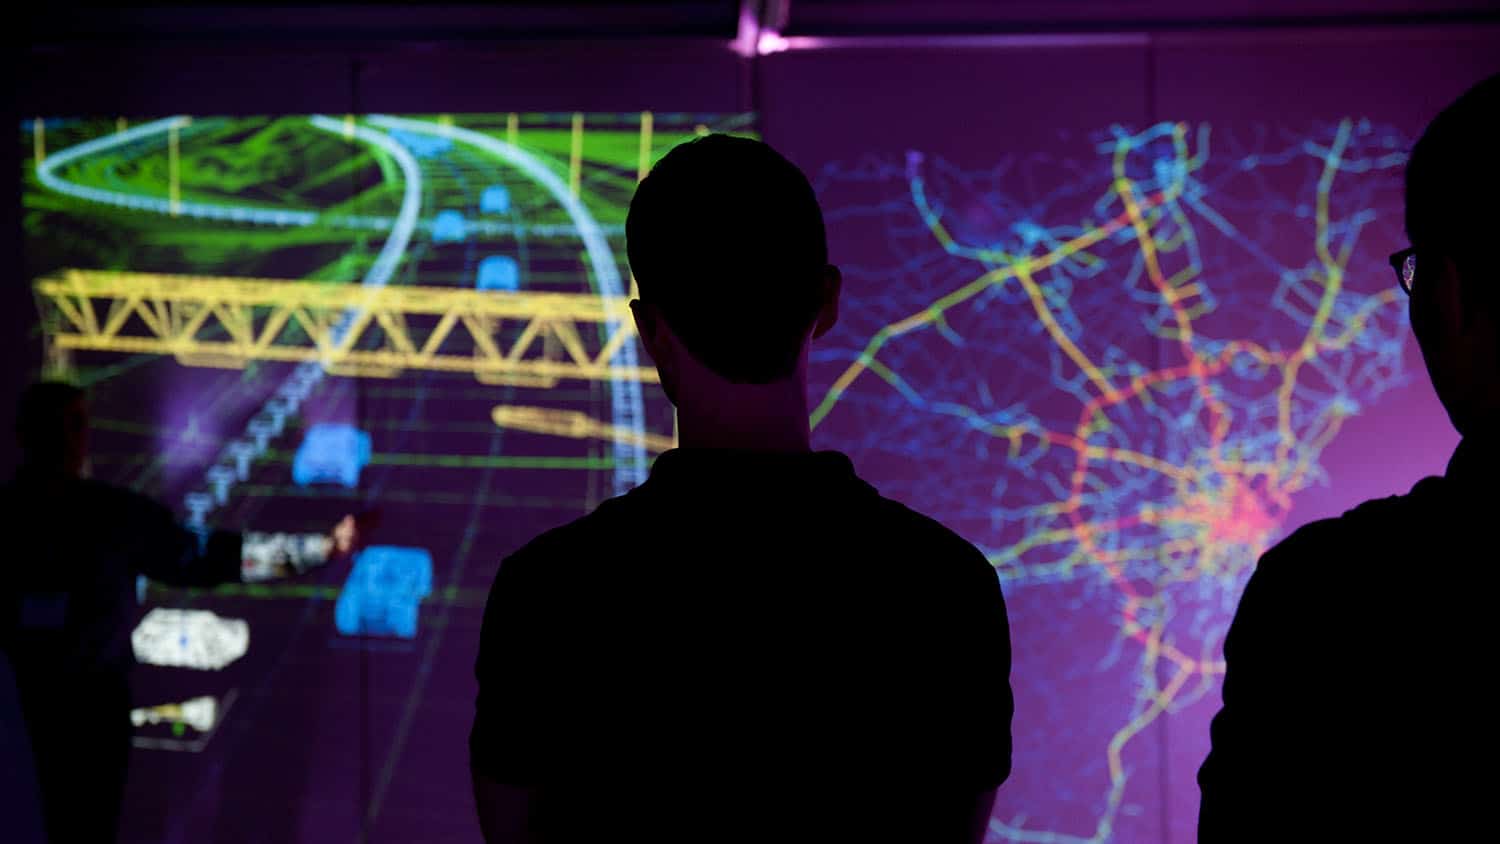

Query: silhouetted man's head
<box><xmin>1405</xmin><ymin>73</ymin><xmax>1500</xmax><ymax>437</ymax></box>
<box><xmin>17</xmin><ymin>381</ymin><xmax>88</xmax><ymax>478</ymax></box>
<box><xmin>626</xmin><ymin>134</ymin><xmax>839</xmax><ymax>399</ymax></box>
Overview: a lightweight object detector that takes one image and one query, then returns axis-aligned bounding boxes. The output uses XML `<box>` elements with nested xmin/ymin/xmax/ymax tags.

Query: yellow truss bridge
<box><xmin>33</xmin><ymin>269</ymin><xmax>657</xmax><ymax>387</ymax></box>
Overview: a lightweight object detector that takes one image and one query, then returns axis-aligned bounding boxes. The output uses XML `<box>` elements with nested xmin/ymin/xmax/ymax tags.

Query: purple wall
<box><xmin>9</xmin><ymin>9</ymin><xmax>1500</xmax><ymax>843</ymax></box>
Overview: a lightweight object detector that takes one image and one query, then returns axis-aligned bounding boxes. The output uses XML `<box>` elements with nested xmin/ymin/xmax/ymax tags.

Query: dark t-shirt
<box><xmin>1198</xmin><ymin>434</ymin><xmax>1499</xmax><ymax>841</ymax></box>
<box><xmin>472</xmin><ymin>449</ymin><xmax>1013</xmax><ymax>842</ymax></box>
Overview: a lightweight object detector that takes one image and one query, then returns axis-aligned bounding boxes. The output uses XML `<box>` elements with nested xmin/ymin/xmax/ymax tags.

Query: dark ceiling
<box><xmin>788</xmin><ymin>0</ymin><xmax>1500</xmax><ymax>34</ymax></box>
<box><xmin>18</xmin><ymin>0</ymin><xmax>1500</xmax><ymax>45</ymax></box>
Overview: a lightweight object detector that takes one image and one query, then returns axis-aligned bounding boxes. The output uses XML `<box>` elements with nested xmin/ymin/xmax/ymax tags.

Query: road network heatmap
<box><xmin>807</xmin><ymin>118</ymin><xmax>1411</xmax><ymax>841</ymax></box>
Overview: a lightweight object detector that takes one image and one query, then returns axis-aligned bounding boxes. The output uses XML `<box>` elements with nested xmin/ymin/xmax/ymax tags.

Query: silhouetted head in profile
<box><xmin>1405</xmin><ymin>72</ymin><xmax>1500</xmax><ymax>438</ymax></box>
<box><xmin>627</xmin><ymin>134</ymin><xmax>840</xmax><ymax>452</ymax></box>
<box><xmin>15</xmin><ymin>380</ymin><xmax>88</xmax><ymax>479</ymax></box>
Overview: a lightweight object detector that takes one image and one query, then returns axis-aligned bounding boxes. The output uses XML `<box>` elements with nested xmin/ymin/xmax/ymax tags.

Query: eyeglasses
<box><xmin>1389</xmin><ymin>247</ymin><xmax>1418</xmax><ymax>296</ymax></box>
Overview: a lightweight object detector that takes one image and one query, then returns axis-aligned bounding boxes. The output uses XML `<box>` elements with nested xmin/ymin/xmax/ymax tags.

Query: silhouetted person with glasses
<box><xmin>1198</xmin><ymin>73</ymin><xmax>1500</xmax><ymax>841</ymax></box>
<box><xmin>470</xmin><ymin>136</ymin><xmax>1013</xmax><ymax>843</ymax></box>
<box><xmin>0</xmin><ymin>381</ymin><xmax>361</xmax><ymax>842</ymax></box>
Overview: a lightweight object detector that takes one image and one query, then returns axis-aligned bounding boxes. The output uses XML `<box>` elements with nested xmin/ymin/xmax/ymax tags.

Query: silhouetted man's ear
<box><xmin>631</xmin><ymin>300</ymin><xmax>664</xmax><ymax>363</ymax></box>
<box><xmin>812</xmin><ymin>265</ymin><xmax>841</xmax><ymax>340</ymax></box>
<box><xmin>631</xmin><ymin>299</ymin><xmax>680</xmax><ymax>404</ymax></box>
<box><xmin>629</xmin><ymin>299</ymin><xmax>652</xmax><ymax>351</ymax></box>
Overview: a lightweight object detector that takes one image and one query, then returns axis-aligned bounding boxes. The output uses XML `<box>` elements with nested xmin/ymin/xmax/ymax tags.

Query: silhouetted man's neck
<box><xmin>675</xmin><ymin>375</ymin><xmax>812</xmax><ymax>453</ymax></box>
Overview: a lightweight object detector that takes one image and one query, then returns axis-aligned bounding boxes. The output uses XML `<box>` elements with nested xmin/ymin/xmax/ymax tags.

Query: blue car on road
<box><xmin>292</xmin><ymin>424</ymin><xmax>372</xmax><ymax>489</ymax></box>
<box><xmin>334</xmin><ymin>546</ymin><xmax>434</xmax><ymax>639</ymax></box>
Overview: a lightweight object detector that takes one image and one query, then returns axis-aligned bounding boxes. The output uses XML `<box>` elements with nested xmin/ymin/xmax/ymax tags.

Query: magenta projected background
<box><xmin>12</xmin><ymin>23</ymin><xmax>1497</xmax><ymax>844</ymax></box>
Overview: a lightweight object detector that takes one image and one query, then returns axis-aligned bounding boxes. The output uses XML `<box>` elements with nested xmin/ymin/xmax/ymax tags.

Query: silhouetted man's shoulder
<box><xmin>1219</xmin><ymin>473</ymin><xmax>1454</xmax><ymax>676</ymax></box>
<box><xmin>0</xmin><ymin>475</ymin><xmax>166</xmax><ymax>524</ymax></box>
<box><xmin>493</xmin><ymin>496</ymin><xmax>628</xmax><ymax>572</ymax></box>
<box><xmin>1200</xmin><ymin>462</ymin><xmax>1492</xmax><ymax>840</ymax></box>
<box><xmin>1247</xmin><ymin>473</ymin><xmax>1449</xmax><ymax>603</ymax></box>
<box><xmin>861</xmin><ymin>493</ymin><xmax>999</xmax><ymax>583</ymax></box>
<box><xmin>491</xmin><ymin>448</ymin><xmax>995</xmax><ymax>584</ymax></box>
<box><xmin>865</xmin><ymin>489</ymin><xmax>980</xmax><ymax>548</ymax></box>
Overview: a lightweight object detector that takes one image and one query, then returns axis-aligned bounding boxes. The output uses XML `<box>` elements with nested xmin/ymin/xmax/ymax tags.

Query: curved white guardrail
<box><xmin>367</xmin><ymin>115</ymin><xmax>649</xmax><ymax>495</ymax></box>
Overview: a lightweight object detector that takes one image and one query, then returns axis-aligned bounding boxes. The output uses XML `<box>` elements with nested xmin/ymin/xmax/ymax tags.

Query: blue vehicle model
<box><xmin>476</xmin><ymin>255</ymin><xmax>520</xmax><ymax>291</ymax></box>
<box><xmin>334</xmin><ymin>546</ymin><xmax>434</xmax><ymax>639</ymax></box>
<box><xmin>388</xmin><ymin>130</ymin><xmax>452</xmax><ymax>159</ymax></box>
<box><xmin>292</xmin><ymin>424</ymin><xmax>372</xmax><ymax>489</ymax></box>
<box><xmin>432</xmin><ymin>209</ymin><xmax>468</xmax><ymax>243</ymax></box>
<box><xmin>480</xmin><ymin>185</ymin><xmax>511</xmax><ymax>214</ymax></box>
